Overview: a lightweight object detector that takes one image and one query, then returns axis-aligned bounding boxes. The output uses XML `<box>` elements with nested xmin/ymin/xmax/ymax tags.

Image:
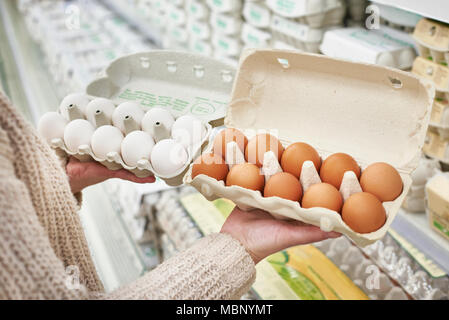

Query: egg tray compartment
<box><xmin>185</xmin><ymin>137</ymin><xmax>412</xmax><ymax>247</ymax></box>
<box><xmin>51</xmin><ymin>50</ymin><xmax>236</xmax><ymax>186</ymax></box>
<box><xmin>423</xmin><ymin>130</ymin><xmax>449</xmax><ymax>168</ymax></box>
<box><xmin>266</xmin><ymin>0</ymin><xmax>346</xmax><ymax>28</ymax></box>
<box><xmin>50</xmin><ymin>104</ymin><xmax>212</xmax><ymax>186</ymax></box>
<box><xmin>185</xmin><ymin>49</ymin><xmax>434</xmax><ymax>247</ymax></box>
<box><xmin>416</xmin><ymin>44</ymin><xmax>449</xmax><ymax>67</ymax></box>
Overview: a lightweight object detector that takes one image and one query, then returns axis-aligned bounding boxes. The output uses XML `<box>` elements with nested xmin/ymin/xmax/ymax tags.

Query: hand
<box><xmin>221</xmin><ymin>207</ymin><xmax>341</xmax><ymax>264</ymax></box>
<box><xmin>66</xmin><ymin>157</ymin><xmax>155</xmax><ymax>194</ymax></box>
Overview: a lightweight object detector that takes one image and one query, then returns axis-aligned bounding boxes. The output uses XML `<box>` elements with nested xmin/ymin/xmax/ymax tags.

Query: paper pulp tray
<box><xmin>184</xmin><ymin>49</ymin><xmax>434</xmax><ymax>247</ymax></box>
<box><xmin>54</xmin><ymin>51</ymin><xmax>236</xmax><ymax>186</ymax></box>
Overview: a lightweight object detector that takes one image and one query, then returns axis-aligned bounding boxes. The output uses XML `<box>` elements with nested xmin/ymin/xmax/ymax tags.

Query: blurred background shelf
<box><xmin>370</xmin><ymin>0</ymin><xmax>449</xmax><ymax>24</ymax></box>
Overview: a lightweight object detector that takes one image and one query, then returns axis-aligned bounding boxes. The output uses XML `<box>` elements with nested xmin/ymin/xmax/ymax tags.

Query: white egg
<box><xmin>141</xmin><ymin>107</ymin><xmax>175</xmax><ymax>139</ymax></box>
<box><xmin>59</xmin><ymin>93</ymin><xmax>90</xmax><ymax>120</ymax></box>
<box><xmin>91</xmin><ymin>125</ymin><xmax>124</xmax><ymax>159</ymax></box>
<box><xmin>112</xmin><ymin>102</ymin><xmax>144</xmax><ymax>134</ymax></box>
<box><xmin>121</xmin><ymin>131</ymin><xmax>155</xmax><ymax>167</ymax></box>
<box><xmin>85</xmin><ymin>98</ymin><xmax>116</xmax><ymax>127</ymax></box>
<box><xmin>150</xmin><ymin>139</ymin><xmax>188</xmax><ymax>176</ymax></box>
<box><xmin>171</xmin><ymin>115</ymin><xmax>206</xmax><ymax>149</ymax></box>
<box><xmin>37</xmin><ymin>112</ymin><xmax>68</xmax><ymax>144</ymax></box>
<box><xmin>63</xmin><ymin>119</ymin><xmax>95</xmax><ymax>153</ymax></box>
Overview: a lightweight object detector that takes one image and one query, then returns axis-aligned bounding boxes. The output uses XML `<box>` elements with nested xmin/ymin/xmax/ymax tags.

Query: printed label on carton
<box><xmin>426</xmin><ymin>175</ymin><xmax>449</xmax><ymax>241</ymax></box>
<box><xmin>271</xmin><ymin>15</ymin><xmax>322</xmax><ymax>42</ymax></box>
<box><xmin>414</xmin><ymin>19</ymin><xmax>449</xmax><ymax>51</ymax></box>
<box><xmin>412</xmin><ymin>57</ymin><xmax>449</xmax><ymax>92</ymax></box>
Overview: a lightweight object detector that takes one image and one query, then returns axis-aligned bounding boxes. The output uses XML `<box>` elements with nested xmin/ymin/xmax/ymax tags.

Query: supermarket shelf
<box><xmin>371</xmin><ymin>0</ymin><xmax>449</xmax><ymax>24</ymax></box>
<box><xmin>0</xmin><ymin>0</ymin><xmax>60</xmax><ymax>123</ymax></box>
<box><xmin>100</xmin><ymin>0</ymin><xmax>163</xmax><ymax>48</ymax></box>
<box><xmin>79</xmin><ymin>184</ymin><xmax>146</xmax><ymax>292</ymax></box>
<box><xmin>391</xmin><ymin>209</ymin><xmax>449</xmax><ymax>275</ymax></box>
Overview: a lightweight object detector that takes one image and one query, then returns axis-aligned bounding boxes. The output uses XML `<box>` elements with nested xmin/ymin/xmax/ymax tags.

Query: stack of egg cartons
<box><xmin>163</xmin><ymin>0</ymin><xmax>189</xmax><ymax>50</ymax></box>
<box><xmin>137</xmin><ymin>0</ymin><xmax>167</xmax><ymax>40</ymax></box>
<box><xmin>186</xmin><ymin>0</ymin><xmax>213</xmax><ymax>56</ymax></box>
<box><xmin>207</xmin><ymin>0</ymin><xmax>243</xmax><ymax>67</ymax></box>
<box><xmin>266</xmin><ymin>0</ymin><xmax>347</xmax><ymax>53</ymax></box>
<box><xmin>241</xmin><ymin>1</ymin><xmax>272</xmax><ymax>50</ymax></box>
<box><xmin>402</xmin><ymin>157</ymin><xmax>441</xmax><ymax>212</ymax></box>
<box><xmin>413</xmin><ymin>19</ymin><xmax>449</xmax><ymax>171</ymax></box>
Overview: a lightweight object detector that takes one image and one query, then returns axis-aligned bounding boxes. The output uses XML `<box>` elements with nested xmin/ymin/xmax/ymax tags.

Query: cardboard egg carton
<box><xmin>48</xmin><ymin>51</ymin><xmax>235</xmax><ymax>186</ymax></box>
<box><xmin>428</xmin><ymin>98</ymin><xmax>449</xmax><ymax>140</ymax></box>
<box><xmin>184</xmin><ymin>49</ymin><xmax>434</xmax><ymax>246</ymax></box>
<box><xmin>320</xmin><ymin>27</ymin><xmax>417</xmax><ymax>70</ymax></box>
<box><xmin>426</xmin><ymin>173</ymin><xmax>449</xmax><ymax>243</ymax></box>
<box><xmin>211</xmin><ymin>32</ymin><xmax>243</xmax><ymax>58</ymax></box>
<box><xmin>423</xmin><ymin>130</ymin><xmax>449</xmax><ymax>167</ymax></box>
<box><xmin>413</xmin><ymin>19</ymin><xmax>449</xmax><ymax>65</ymax></box>
<box><xmin>270</xmin><ymin>15</ymin><xmax>327</xmax><ymax>53</ymax></box>
<box><xmin>266</xmin><ymin>0</ymin><xmax>346</xmax><ymax>28</ymax></box>
<box><xmin>345</xmin><ymin>0</ymin><xmax>367</xmax><ymax>22</ymax></box>
<box><xmin>242</xmin><ymin>1</ymin><xmax>271</xmax><ymax>29</ymax></box>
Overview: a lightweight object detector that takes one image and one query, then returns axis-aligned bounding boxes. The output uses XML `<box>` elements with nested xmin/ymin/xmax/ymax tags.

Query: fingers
<box><xmin>282</xmin><ymin>224</ymin><xmax>341</xmax><ymax>248</ymax></box>
<box><xmin>111</xmin><ymin>169</ymin><xmax>156</xmax><ymax>183</ymax></box>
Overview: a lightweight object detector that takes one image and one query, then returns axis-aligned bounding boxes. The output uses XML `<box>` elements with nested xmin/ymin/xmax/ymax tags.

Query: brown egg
<box><xmin>360</xmin><ymin>162</ymin><xmax>403</xmax><ymax>202</ymax></box>
<box><xmin>281</xmin><ymin>142</ymin><xmax>321</xmax><ymax>178</ymax></box>
<box><xmin>226</xmin><ymin>162</ymin><xmax>265</xmax><ymax>191</ymax></box>
<box><xmin>245</xmin><ymin>133</ymin><xmax>284</xmax><ymax>167</ymax></box>
<box><xmin>192</xmin><ymin>153</ymin><xmax>229</xmax><ymax>181</ymax></box>
<box><xmin>264</xmin><ymin>172</ymin><xmax>303</xmax><ymax>201</ymax></box>
<box><xmin>301</xmin><ymin>183</ymin><xmax>343</xmax><ymax>212</ymax></box>
<box><xmin>213</xmin><ymin>128</ymin><xmax>248</xmax><ymax>158</ymax></box>
<box><xmin>342</xmin><ymin>192</ymin><xmax>386</xmax><ymax>233</ymax></box>
<box><xmin>320</xmin><ymin>153</ymin><xmax>361</xmax><ymax>189</ymax></box>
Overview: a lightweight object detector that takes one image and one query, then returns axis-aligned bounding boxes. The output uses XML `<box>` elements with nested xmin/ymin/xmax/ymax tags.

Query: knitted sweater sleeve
<box><xmin>0</xmin><ymin>126</ymin><xmax>255</xmax><ymax>299</ymax></box>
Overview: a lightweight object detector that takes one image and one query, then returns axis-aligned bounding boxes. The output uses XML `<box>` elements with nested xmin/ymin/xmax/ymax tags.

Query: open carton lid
<box><xmin>225</xmin><ymin>49</ymin><xmax>434</xmax><ymax>174</ymax></box>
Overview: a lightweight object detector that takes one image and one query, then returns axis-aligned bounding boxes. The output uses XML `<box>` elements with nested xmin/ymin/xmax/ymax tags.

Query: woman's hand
<box><xmin>221</xmin><ymin>207</ymin><xmax>341</xmax><ymax>264</ymax></box>
<box><xmin>66</xmin><ymin>157</ymin><xmax>155</xmax><ymax>194</ymax></box>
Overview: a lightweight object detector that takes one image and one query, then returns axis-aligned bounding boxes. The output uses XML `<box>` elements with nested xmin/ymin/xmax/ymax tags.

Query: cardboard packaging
<box><xmin>426</xmin><ymin>173</ymin><xmax>449</xmax><ymax>241</ymax></box>
<box><xmin>209</xmin><ymin>11</ymin><xmax>243</xmax><ymax>36</ymax></box>
<box><xmin>423</xmin><ymin>130</ymin><xmax>449</xmax><ymax>166</ymax></box>
<box><xmin>241</xmin><ymin>23</ymin><xmax>272</xmax><ymax>49</ymax></box>
<box><xmin>185</xmin><ymin>49</ymin><xmax>434</xmax><ymax>246</ymax></box>
<box><xmin>51</xmin><ymin>51</ymin><xmax>235</xmax><ymax>186</ymax></box>
<box><xmin>186</xmin><ymin>0</ymin><xmax>210</xmax><ymax>21</ymax></box>
<box><xmin>270</xmin><ymin>15</ymin><xmax>325</xmax><ymax>53</ymax></box>
<box><xmin>429</xmin><ymin>99</ymin><xmax>449</xmax><ymax>139</ymax></box>
<box><xmin>320</xmin><ymin>27</ymin><xmax>416</xmax><ymax>70</ymax></box>
<box><xmin>206</xmin><ymin>0</ymin><xmax>242</xmax><ymax>14</ymax></box>
<box><xmin>413</xmin><ymin>19</ymin><xmax>449</xmax><ymax>55</ymax></box>
<box><xmin>266</xmin><ymin>0</ymin><xmax>346</xmax><ymax>28</ymax></box>
<box><xmin>242</xmin><ymin>1</ymin><xmax>271</xmax><ymax>29</ymax></box>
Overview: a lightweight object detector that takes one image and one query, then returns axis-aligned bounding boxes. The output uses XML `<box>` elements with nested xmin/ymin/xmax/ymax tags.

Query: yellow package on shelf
<box><xmin>180</xmin><ymin>193</ymin><xmax>368</xmax><ymax>300</ymax></box>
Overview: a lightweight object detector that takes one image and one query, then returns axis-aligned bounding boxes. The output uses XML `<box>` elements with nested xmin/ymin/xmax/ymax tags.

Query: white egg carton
<box><xmin>320</xmin><ymin>27</ymin><xmax>416</xmax><ymax>70</ymax></box>
<box><xmin>187</xmin><ymin>18</ymin><xmax>211</xmax><ymax>41</ymax></box>
<box><xmin>266</xmin><ymin>0</ymin><xmax>346</xmax><ymax>28</ymax></box>
<box><xmin>374</xmin><ymin>3</ymin><xmax>421</xmax><ymax>29</ymax></box>
<box><xmin>42</xmin><ymin>51</ymin><xmax>236</xmax><ymax>186</ymax></box>
<box><xmin>209</xmin><ymin>11</ymin><xmax>243</xmax><ymax>36</ymax></box>
<box><xmin>314</xmin><ymin>237</ymin><xmax>409</xmax><ymax>299</ymax></box>
<box><xmin>211</xmin><ymin>32</ymin><xmax>243</xmax><ymax>57</ymax></box>
<box><xmin>241</xmin><ymin>23</ymin><xmax>272</xmax><ymax>48</ymax></box>
<box><xmin>189</xmin><ymin>38</ymin><xmax>214</xmax><ymax>56</ymax></box>
<box><xmin>186</xmin><ymin>0</ymin><xmax>210</xmax><ymax>21</ymax></box>
<box><xmin>206</xmin><ymin>0</ymin><xmax>242</xmax><ymax>14</ymax></box>
<box><xmin>166</xmin><ymin>4</ymin><xmax>188</xmax><ymax>27</ymax></box>
<box><xmin>242</xmin><ymin>1</ymin><xmax>271</xmax><ymax>29</ymax></box>
<box><xmin>185</xmin><ymin>49</ymin><xmax>434</xmax><ymax>247</ymax></box>
<box><xmin>270</xmin><ymin>15</ymin><xmax>327</xmax><ymax>53</ymax></box>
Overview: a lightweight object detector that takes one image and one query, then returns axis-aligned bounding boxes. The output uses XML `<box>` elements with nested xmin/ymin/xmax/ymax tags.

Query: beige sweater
<box><xmin>0</xmin><ymin>92</ymin><xmax>256</xmax><ymax>299</ymax></box>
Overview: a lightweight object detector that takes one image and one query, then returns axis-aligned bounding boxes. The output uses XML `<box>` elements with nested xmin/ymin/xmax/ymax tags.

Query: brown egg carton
<box><xmin>184</xmin><ymin>49</ymin><xmax>434</xmax><ymax>247</ymax></box>
<box><xmin>413</xmin><ymin>18</ymin><xmax>449</xmax><ymax>66</ymax></box>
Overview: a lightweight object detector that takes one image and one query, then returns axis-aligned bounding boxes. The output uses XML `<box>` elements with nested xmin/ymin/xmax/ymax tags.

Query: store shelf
<box><xmin>391</xmin><ymin>209</ymin><xmax>449</xmax><ymax>275</ymax></box>
<box><xmin>79</xmin><ymin>184</ymin><xmax>146</xmax><ymax>292</ymax></box>
<box><xmin>0</xmin><ymin>0</ymin><xmax>60</xmax><ymax>123</ymax></box>
<box><xmin>370</xmin><ymin>0</ymin><xmax>449</xmax><ymax>24</ymax></box>
<box><xmin>99</xmin><ymin>0</ymin><xmax>163</xmax><ymax>48</ymax></box>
